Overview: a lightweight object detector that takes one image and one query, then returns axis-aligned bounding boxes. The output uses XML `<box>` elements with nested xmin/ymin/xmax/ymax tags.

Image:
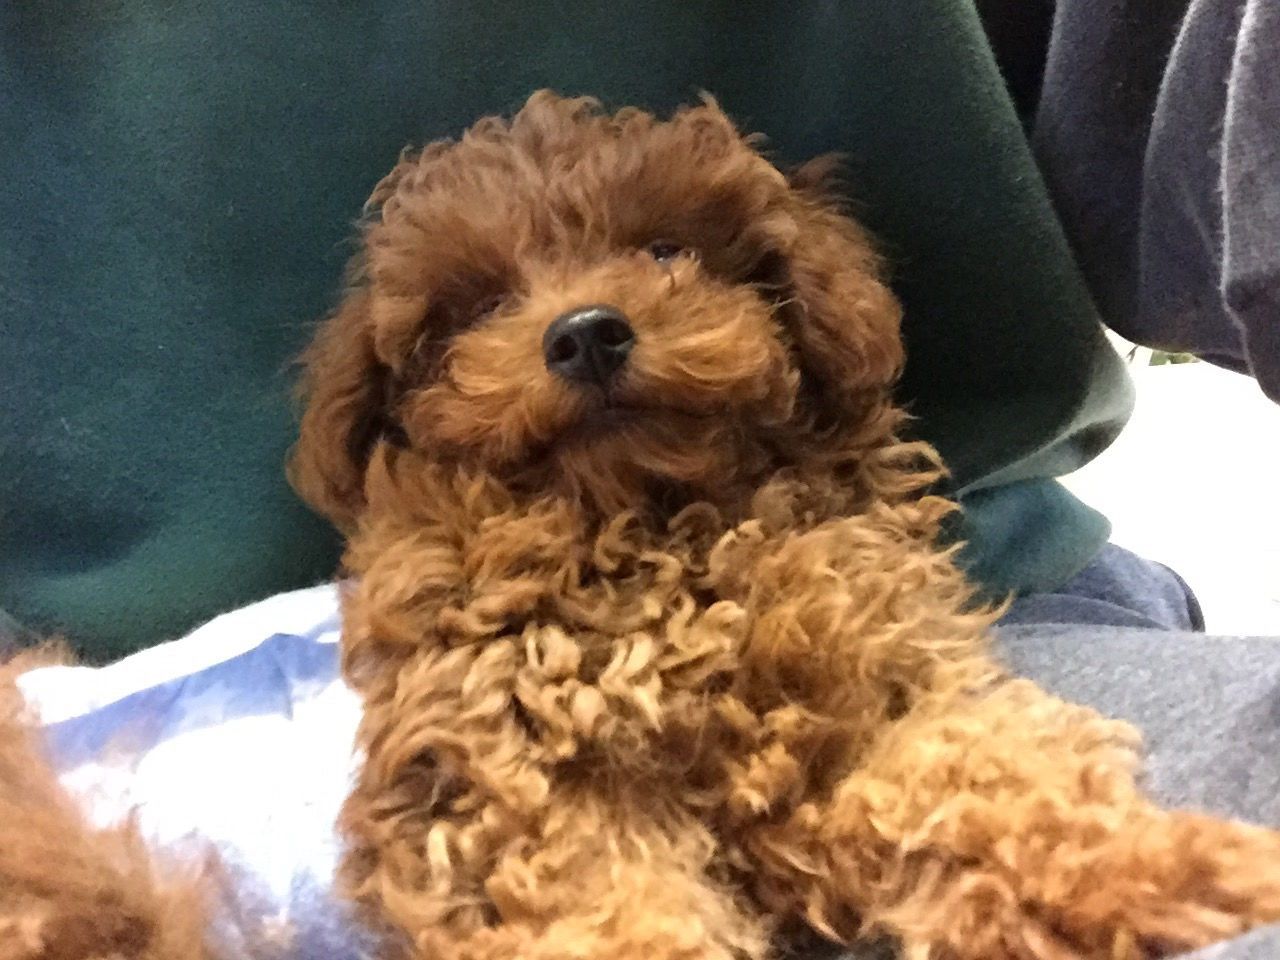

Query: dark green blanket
<box><xmin>0</xmin><ymin>1</ymin><xmax>1129</xmax><ymax>660</ymax></box>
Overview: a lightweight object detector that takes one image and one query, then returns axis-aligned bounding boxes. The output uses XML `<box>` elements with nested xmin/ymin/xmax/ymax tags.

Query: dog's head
<box><xmin>291</xmin><ymin>92</ymin><xmax>905</xmax><ymax>528</ymax></box>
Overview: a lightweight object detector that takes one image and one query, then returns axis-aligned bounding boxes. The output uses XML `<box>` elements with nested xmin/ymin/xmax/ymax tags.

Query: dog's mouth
<box><xmin>569</xmin><ymin>393</ymin><xmax>723</xmax><ymax>438</ymax></box>
<box><xmin>514</xmin><ymin>392</ymin><xmax>729</xmax><ymax>473</ymax></box>
<box><xmin>578</xmin><ymin>399</ymin><xmax>643</xmax><ymax>430</ymax></box>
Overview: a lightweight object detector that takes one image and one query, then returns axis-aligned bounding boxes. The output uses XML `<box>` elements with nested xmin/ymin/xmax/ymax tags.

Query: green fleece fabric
<box><xmin>0</xmin><ymin>1</ymin><xmax>1131</xmax><ymax>660</ymax></box>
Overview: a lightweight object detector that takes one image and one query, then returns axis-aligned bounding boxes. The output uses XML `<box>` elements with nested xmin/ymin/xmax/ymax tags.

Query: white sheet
<box><xmin>17</xmin><ymin>583</ymin><xmax>374</xmax><ymax>959</ymax></box>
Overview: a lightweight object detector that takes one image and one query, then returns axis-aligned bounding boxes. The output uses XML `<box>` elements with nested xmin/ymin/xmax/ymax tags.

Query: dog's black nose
<box><xmin>542</xmin><ymin>305</ymin><xmax>635</xmax><ymax>386</ymax></box>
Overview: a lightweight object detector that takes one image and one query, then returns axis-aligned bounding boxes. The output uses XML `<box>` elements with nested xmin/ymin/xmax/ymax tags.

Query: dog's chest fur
<box><xmin>340</xmin><ymin>466</ymin><xmax>992</xmax><ymax>826</ymax></box>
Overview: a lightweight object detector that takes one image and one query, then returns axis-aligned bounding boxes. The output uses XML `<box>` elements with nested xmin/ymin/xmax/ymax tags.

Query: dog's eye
<box><xmin>646</xmin><ymin>240</ymin><xmax>686</xmax><ymax>262</ymax></box>
<box><xmin>470</xmin><ymin>292</ymin><xmax>508</xmax><ymax>320</ymax></box>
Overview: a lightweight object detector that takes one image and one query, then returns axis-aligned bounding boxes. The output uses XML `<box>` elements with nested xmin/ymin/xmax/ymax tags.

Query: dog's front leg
<box><xmin>740</xmin><ymin>680</ymin><xmax>1280</xmax><ymax>960</ymax></box>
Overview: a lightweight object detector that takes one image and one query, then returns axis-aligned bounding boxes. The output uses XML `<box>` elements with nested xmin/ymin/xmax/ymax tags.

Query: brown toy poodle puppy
<box><xmin>4</xmin><ymin>91</ymin><xmax>1280</xmax><ymax>960</ymax></box>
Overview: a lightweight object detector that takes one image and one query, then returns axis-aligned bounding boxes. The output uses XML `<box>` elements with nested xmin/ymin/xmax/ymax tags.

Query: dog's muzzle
<box><xmin>543</xmin><ymin>305</ymin><xmax>635</xmax><ymax>387</ymax></box>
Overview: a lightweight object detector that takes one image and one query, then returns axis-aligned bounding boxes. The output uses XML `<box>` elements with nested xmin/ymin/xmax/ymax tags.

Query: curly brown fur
<box><xmin>6</xmin><ymin>92</ymin><xmax>1280</xmax><ymax>960</ymax></box>
<box><xmin>285</xmin><ymin>92</ymin><xmax>1280</xmax><ymax>960</ymax></box>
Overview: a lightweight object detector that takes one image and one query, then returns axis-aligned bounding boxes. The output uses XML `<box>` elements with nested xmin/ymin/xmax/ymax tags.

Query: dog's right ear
<box><xmin>288</xmin><ymin>289</ymin><xmax>398</xmax><ymax>532</ymax></box>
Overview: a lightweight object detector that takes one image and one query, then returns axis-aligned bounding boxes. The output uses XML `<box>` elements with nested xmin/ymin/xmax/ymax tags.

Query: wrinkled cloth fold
<box><xmin>1035</xmin><ymin>0</ymin><xmax>1280</xmax><ymax>400</ymax></box>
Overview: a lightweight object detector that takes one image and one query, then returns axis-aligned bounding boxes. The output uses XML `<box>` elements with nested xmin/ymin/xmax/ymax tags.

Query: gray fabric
<box><xmin>1001</xmin><ymin>542</ymin><xmax>1205</xmax><ymax>630</ymax></box>
<box><xmin>848</xmin><ymin>924</ymin><xmax>1280</xmax><ymax>959</ymax></box>
<box><xmin>1182</xmin><ymin>925</ymin><xmax>1280</xmax><ymax>960</ymax></box>
<box><xmin>1139</xmin><ymin>0</ymin><xmax>1246</xmax><ymax>371</ymax></box>
<box><xmin>1220</xmin><ymin>1</ymin><xmax>1280</xmax><ymax>398</ymax></box>
<box><xmin>835</xmin><ymin>622</ymin><xmax>1280</xmax><ymax>960</ymax></box>
<box><xmin>998</xmin><ymin>627</ymin><xmax>1280</xmax><ymax>828</ymax></box>
<box><xmin>1001</xmin><ymin>626</ymin><xmax>1280</xmax><ymax>959</ymax></box>
<box><xmin>1033</xmin><ymin>0</ymin><xmax>1187</xmax><ymax>327</ymax></box>
<box><xmin>1035</xmin><ymin>0</ymin><xmax>1280</xmax><ymax>401</ymax></box>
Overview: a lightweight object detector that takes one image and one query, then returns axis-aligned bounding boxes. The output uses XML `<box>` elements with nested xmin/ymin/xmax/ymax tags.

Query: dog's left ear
<box><xmin>781</xmin><ymin>164</ymin><xmax>904</xmax><ymax>410</ymax></box>
<box><xmin>288</xmin><ymin>289</ymin><xmax>398</xmax><ymax>532</ymax></box>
